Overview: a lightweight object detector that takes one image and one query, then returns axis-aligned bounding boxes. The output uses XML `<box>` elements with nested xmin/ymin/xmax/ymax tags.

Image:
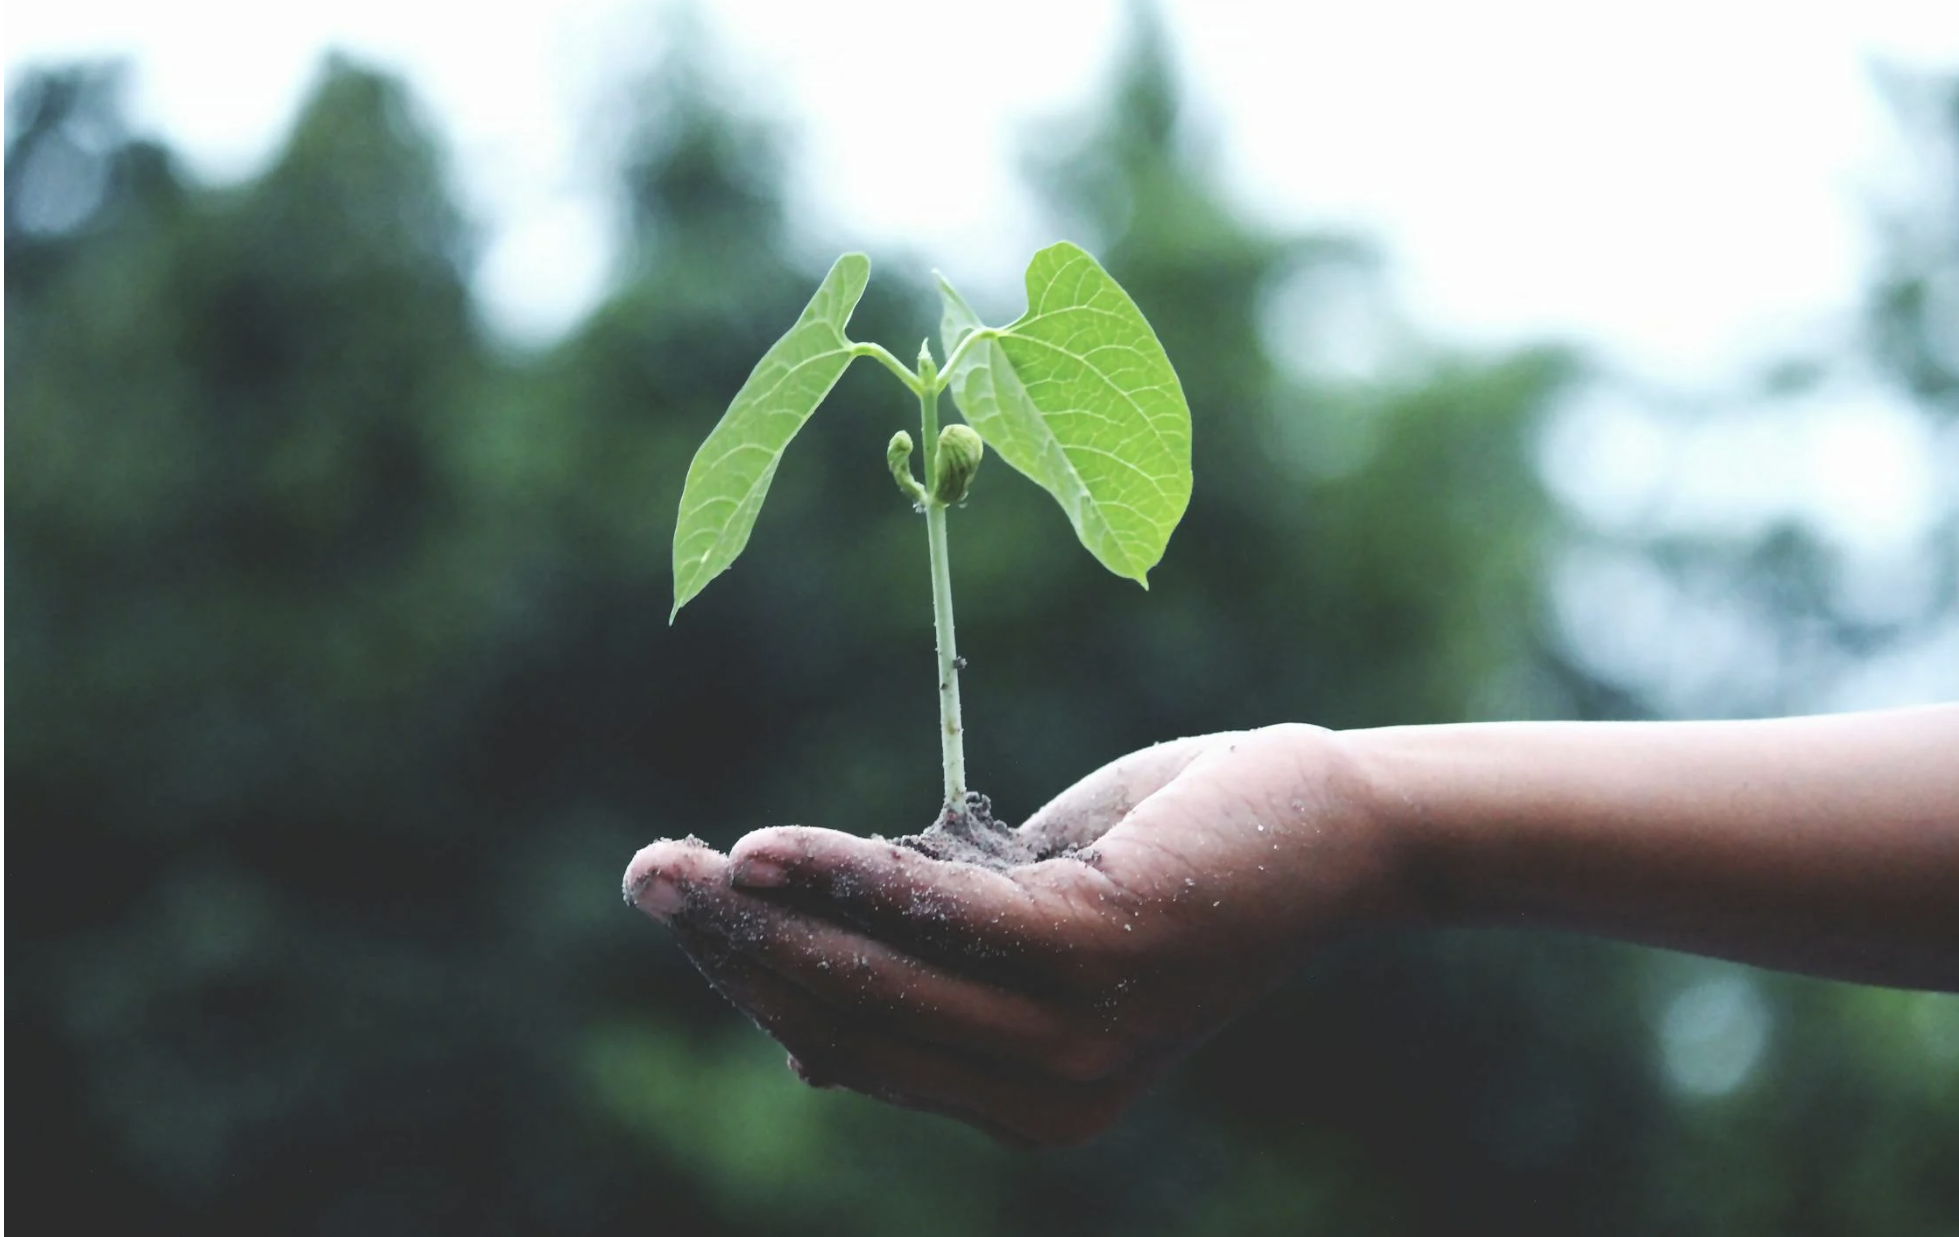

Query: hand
<box><xmin>623</xmin><ymin>724</ymin><xmax>1413</xmax><ymax>1147</ymax></box>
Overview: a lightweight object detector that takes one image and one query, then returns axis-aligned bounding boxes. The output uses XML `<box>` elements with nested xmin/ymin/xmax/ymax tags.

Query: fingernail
<box><xmin>626</xmin><ymin>870</ymin><xmax>684</xmax><ymax>921</ymax></box>
<box><xmin>732</xmin><ymin>856</ymin><xmax>788</xmax><ymax>889</ymax></box>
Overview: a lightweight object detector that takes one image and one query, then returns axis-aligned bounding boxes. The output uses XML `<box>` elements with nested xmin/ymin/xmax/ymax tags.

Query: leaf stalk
<box><xmin>936</xmin><ymin>324</ymin><xmax>998</xmax><ymax>384</ymax></box>
<box><xmin>850</xmin><ymin>341</ymin><xmax>925</xmax><ymax>394</ymax></box>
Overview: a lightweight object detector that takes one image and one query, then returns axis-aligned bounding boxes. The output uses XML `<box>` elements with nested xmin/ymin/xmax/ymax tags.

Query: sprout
<box><xmin>670</xmin><ymin>243</ymin><xmax>1192</xmax><ymax>822</ymax></box>
<box><xmin>888</xmin><ymin>430</ymin><xmax>926</xmax><ymax>505</ymax></box>
<box><xmin>931</xmin><ymin>424</ymin><xmax>984</xmax><ymax>505</ymax></box>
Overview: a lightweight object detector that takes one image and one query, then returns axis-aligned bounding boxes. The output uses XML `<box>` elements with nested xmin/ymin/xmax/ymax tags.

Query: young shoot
<box><xmin>669</xmin><ymin>242</ymin><xmax>1192</xmax><ymax>825</ymax></box>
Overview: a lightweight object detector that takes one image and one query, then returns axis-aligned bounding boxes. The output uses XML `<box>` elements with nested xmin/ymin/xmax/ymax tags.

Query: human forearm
<box><xmin>1342</xmin><ymin>707</ymin><xmax>1959</xmax><ymax>990</ymax></box>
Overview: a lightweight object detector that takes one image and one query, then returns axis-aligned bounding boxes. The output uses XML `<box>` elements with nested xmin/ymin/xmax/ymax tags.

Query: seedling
<box><xmin>671</xmin><ymin>242</ymin><xmax>1192</xmax><ymax>826</ymax></box>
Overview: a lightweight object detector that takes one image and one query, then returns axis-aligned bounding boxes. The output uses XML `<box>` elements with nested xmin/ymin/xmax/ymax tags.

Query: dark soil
<box><xmin>894</xmin><ymin>792</ymin><xmax>1090</xmax><ymax>871</ymax></box>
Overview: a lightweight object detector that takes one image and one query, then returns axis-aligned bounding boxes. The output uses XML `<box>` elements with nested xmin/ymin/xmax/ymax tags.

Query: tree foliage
<box><xmin>8</xmin><ymin>26</ymin><xmax>1955</xmax><ymax>1237</ymax></box>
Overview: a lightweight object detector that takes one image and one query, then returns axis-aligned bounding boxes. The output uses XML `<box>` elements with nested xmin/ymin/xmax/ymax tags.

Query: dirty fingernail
<box><xmin>732</xmin><ymin>856</ymin><xmax>788</xmax><ymax>889</ymax></box>
<box><xmin>627</xmin><ymin>871</ymin><xmax>684</xmax><ymax>921</ymax></box>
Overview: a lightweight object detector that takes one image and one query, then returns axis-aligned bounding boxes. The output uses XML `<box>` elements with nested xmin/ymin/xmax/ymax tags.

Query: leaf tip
<box><xmin>828</xmin><ymin>251</ymin><xmax>872</xmax><ymax>297</ymax></box>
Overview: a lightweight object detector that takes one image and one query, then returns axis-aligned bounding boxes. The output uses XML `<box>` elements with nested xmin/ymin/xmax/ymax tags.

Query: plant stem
<box><xmin>937</xmin><ymin>324</ymin><xmax>995</xmax><ymax>381</ymax></box>
<box><xmin>916</xmin><ymin>345</ymin><xmax>968</xmax><ymax>815</ymax></box>
<box><xmin>850</xmin><ymin>341</ymin><xmax>924</xmax><ymax>394</ymax></box>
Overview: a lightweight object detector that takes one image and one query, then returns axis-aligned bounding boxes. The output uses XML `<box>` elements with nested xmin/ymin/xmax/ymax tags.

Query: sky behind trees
<box><xmin>8</xmin><ymin>0</ymin><xmax>1956</xmax><ymax>364</ymax></box>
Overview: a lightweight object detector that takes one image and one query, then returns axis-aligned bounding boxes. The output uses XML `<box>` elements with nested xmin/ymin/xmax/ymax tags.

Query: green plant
<box><xmin>670</xmin><ymin>242</ymin><xmax>1192</xmax><ymax>821</ymax></box>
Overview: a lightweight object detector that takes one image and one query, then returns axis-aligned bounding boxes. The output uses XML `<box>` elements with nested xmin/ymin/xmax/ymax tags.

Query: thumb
<box><xmin>1017</xmin><ymin>733</ymin><xmax>1241</xmax><ymax>856</ymax></box>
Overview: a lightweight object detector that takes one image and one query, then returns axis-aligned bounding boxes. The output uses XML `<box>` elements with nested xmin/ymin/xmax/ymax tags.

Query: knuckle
<box><xmin>1031</xmin><ymin>1100</ymin><xmax>1120</xmax><ymax>1149</ymax></box>
<box><xmin>1035</xmin><ymin>1072</ymin><xmax>1142</xmax><ymax>1148</ymax></box>
<box><xmin>1042</xmin><ymin>1034</ymin><xmax>1130</xmax><ymax>1083</ymax></box>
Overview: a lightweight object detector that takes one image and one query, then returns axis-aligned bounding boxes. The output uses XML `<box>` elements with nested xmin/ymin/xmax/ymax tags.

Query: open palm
<box><xmin>624</xmin><ymin>724</ymin><xmax>1406</xmax><ymax>1147</ymax></box>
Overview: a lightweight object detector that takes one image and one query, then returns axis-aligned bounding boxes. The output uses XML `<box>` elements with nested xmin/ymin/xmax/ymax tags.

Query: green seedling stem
<box><xmin>914</xmin><ymin>342</ymin><xmax>969</xmax><ymax>807</ymax></box>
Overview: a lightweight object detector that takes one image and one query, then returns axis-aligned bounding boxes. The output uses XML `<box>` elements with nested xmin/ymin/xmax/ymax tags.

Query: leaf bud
<box><xmin>887</xmin><ymin>430</ymin><xmax>926</xmax><ymax>505</ymax></box>
<box><xmin>932</xmin><ymin>424</ymin><xmax>985</xmax><ymax>505</ymax></box>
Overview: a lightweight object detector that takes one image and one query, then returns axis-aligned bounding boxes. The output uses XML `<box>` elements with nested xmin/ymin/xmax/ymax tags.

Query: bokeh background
<box><xmin>8</xmin><ymin>3</ymin><xmax>1958</xmax><ymax>1233</ymax></box>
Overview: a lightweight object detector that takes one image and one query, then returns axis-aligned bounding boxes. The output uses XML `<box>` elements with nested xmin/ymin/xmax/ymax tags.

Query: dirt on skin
<box><xmin>894</xmin><ymin>792</ymin><xmax>1090</xmax><ymax>871</ymax></box>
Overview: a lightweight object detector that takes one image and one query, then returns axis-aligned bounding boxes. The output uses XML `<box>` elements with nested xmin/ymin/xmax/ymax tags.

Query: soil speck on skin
<box><xmin>896</xmin><ymin>792</ymin><xmax>1080</xmax><ymax>871</ymax></box>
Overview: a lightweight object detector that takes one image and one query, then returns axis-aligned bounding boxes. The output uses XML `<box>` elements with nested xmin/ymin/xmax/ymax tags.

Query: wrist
<box><xmin>1330</xmin><ymin>724</ymin><xmax>1466</xmax><ymax>931</ymax></box>
<box><xmin>1241</xmin><ymin>723</ymin><xmax>1435</xmax><ymax>935</ymax></box>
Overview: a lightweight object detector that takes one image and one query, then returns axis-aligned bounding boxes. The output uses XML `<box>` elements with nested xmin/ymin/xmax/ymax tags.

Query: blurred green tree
<box><xmin>9</xmin><ymin>15</ymin><xmax>1954</xmax><ymax>1237</ymax></box>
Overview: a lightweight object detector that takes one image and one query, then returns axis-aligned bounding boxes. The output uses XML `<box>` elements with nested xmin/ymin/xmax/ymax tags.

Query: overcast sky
<box><xmin>9</xmin><ymin>0</ymin><xmax>1956</xmax><ymax>364</ymax></box>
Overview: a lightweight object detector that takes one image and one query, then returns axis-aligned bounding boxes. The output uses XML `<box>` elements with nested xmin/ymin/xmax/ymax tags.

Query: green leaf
<box><xmin>670</xmin><ymin>253</ymin><xmax>871</xmax><ymax>620</ymax></box>
<box><xmin>939</xmin><ymin>242</ymin><xmax>1192</xmax><ymax>586</ymax></box>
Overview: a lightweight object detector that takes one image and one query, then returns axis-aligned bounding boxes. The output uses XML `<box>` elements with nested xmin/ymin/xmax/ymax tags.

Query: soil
<box><xmin>893</xmin><ymin>791</ymin><xmax>1088</xmax><ymax>871</ymax></box>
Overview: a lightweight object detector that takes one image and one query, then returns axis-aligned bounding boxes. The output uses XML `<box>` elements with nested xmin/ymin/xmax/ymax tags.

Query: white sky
<box><xmin>9</xmin><ymin>0</ymin><xmax>1956</xmax><ymax>366</ymax></box>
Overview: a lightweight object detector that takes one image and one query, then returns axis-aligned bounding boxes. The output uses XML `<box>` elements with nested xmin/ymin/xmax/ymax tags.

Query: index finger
<box><xmin>726</xmin><ymin>827</ymin><xmax>1107</xmax><ymax>971</ymax></box>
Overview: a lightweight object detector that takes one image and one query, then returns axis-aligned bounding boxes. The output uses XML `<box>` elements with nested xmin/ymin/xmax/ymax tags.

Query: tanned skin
<box><xmin>625</xmin><ymin>706</ymin><xmax>1959</xmax><ymax>1147</ymax></box>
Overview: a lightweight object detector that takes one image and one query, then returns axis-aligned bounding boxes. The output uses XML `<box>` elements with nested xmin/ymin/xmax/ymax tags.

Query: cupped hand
<box><xmin>622</xmin><ymin>724</ymin><xmax>1411</xmax><ymax>1147</ymax></box>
